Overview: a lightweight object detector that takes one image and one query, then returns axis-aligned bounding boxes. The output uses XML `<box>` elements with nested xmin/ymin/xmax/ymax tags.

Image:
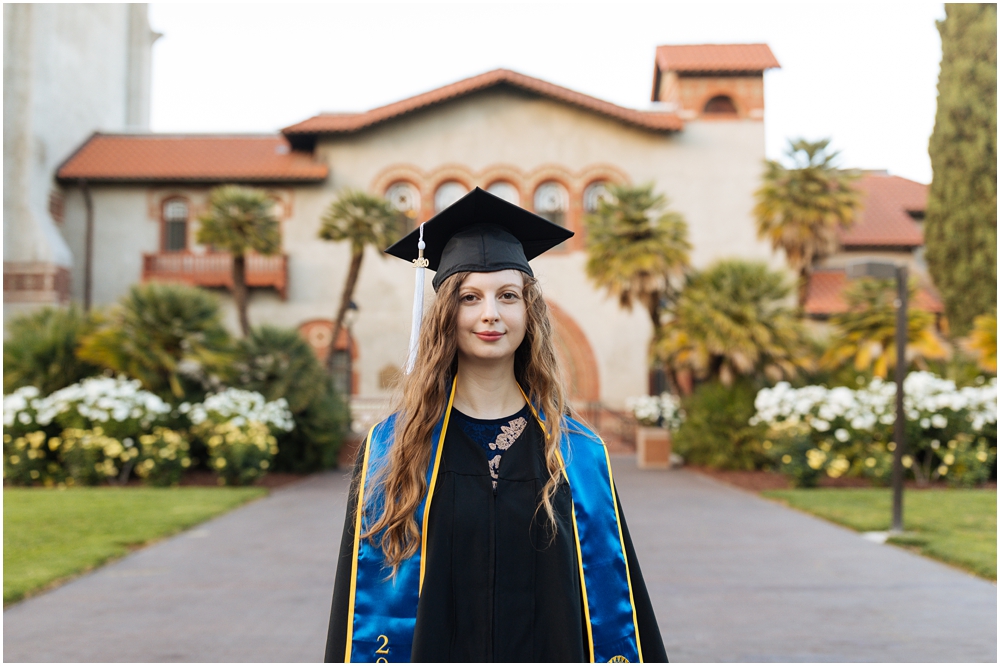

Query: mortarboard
<box><xmin>385</xmin><ymin>187</ymin><xmax>574</xmax><ymax>371</ymax></box>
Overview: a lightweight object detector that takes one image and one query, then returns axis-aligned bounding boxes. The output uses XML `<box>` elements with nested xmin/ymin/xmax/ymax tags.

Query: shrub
<box><xmin>60</xmin><ymin>427</ymin><xmax>139</xmax><ymax>486</ymax></box>
<box><xmin>3</xmin><ymin>431</ymin><xmax>64</xmax><ymax>486</ymax></box>
<box><xmin>672</xmin><ymin>379</ymin><xmax>769</xmax><ymax>470</ymax></box>
<box><xmin>3</xmin><ymin>386</ymin><xmax>57</xmax><ymax>440</ymax></box>
<box><xmin>3</xmin><ymin>376</ymin><xmax>172</xmax><ymax>442</ymax></box>
<box><xmin>752</xmin><ymin>372</ymin><xmax>997</xmax><ymax>487</ymax></box>
<box><xmin>657</xmin><ymin>260</ymin><xmax>813</xmax><ymax>386</ymax></box>
<box><xmin>135</xmin><ymin>428</ymin><xmax>192</xmax><ymax>486</ymax></box>
<box><xmin>185</xmin><ymin>386</ymin><xmax>293</xmax><ymax>432</ymax></box>
<box><xmin>273</xmin><ymin>383</ymin><xmax>350</xmax><ymax>472</ymax></box>
<box><xmin>625</xmin><ymin>393</ymin><xmax>684</xmax><ymax>429</ymax></box>
<box><xmin>78</xmin><ymin>282</ymin><xmax>232</xmax><ymax>402</ymax></box>
<box><xmin>205</xmin><ymin>420</ymin><xmax>277</xmax><ymax>486</ymax></box>
<box><xmin>230</xmin><ymin>326</ymin><xmax>349</xmax><ymax>471</ymax></box>
<box><xmin>3</xmin><ymin>306</ymin><xmax>101</xmax><ymax>395</ymax></box>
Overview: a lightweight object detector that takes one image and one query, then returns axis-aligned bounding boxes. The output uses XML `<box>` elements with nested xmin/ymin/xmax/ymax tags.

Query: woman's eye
<box><xmin>501</xmin><ymin>292</ymin><xmax>520</xmax><ymax>301</ymax></box>
<box><xmin>461</xmin><ymin>294</ymin><xmax>477</xmax><ymax>302</ymax></box>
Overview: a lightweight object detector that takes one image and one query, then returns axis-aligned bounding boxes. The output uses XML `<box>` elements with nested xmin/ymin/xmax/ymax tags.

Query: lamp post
<box><xmin>846</xmin><ymin>261</ymin><xmax>908</xmax><ymax>533</ymax></box>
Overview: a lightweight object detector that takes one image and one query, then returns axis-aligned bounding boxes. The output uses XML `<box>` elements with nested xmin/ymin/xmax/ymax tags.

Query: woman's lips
<box><xmin>475</xmin><ymin>331</ymin><xmax>504</xmax><ymax>341</ymax></box>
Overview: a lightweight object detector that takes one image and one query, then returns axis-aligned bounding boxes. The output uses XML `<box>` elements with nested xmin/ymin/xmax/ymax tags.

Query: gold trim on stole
<box><xmin>344</xmin><ymin>424</ymin><xmax>377</xmax><ymax>663</ymax></box>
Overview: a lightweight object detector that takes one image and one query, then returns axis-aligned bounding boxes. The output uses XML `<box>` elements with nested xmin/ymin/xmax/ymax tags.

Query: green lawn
<box><xmin>762</xmin><ymin>488</ymin><xmax>997</xmax><ymax>580</ymax></box>
<box><xmin>3</xmin><ymin>486</ymin><xmax>267</xmax><ymax>604</ymax></box>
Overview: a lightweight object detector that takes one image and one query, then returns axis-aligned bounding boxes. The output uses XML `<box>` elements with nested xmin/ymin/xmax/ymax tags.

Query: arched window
<box><xmin>162</xmin><ymin>198</ymin><xmax>189</xmax><ymax>252</ymax></box>
<box><xmin>385</xmin><ymin>182</ymin><xmax>421</xmax><ymax>219</ymax></box>
<box><xmin>434</xmin><ymin>181</ymin><xmax>468</xmax><ymax>212</ymax></box>
<box><xmin>703</xmin><ymin>95</ymin><xmax>738</xmax><ymax>115</ymax></box>
<box><xmin>583</xmin><ymin>181</ymin><xmax>613</xmax><ymax>213</ymax></box>
<box><xmin>533</xmin><ymin>181</ymin><xmax>568</xmax><ymax>227</ymax></box>
<box><xmin>486</xmin><ymin>181</ymin><xmax>520</xmax><ymax>206</ymax></box>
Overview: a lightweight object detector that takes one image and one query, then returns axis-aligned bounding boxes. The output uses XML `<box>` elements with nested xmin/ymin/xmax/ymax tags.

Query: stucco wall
<box><xmin>62</xmin><ymin>186</ymin><xmax>157</xmax><ymax>306</ymax></box>
<box><xmin>3</xmin><ymin>3</ymin><xmax>155</xmax><ymax>321</ymax></box>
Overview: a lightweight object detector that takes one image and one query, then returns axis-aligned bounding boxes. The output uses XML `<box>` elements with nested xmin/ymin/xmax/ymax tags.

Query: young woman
<box><xmin>325</xmin><ymin>188</ymin><xmax>667</xmax><ymax>663</ymax></box>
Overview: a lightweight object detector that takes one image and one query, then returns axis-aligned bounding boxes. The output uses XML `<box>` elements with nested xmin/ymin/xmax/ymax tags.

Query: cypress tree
<box><xmin>925</xmin><ymin>4</ymin><xmax>997</xmax><ymax>335</ymax></box>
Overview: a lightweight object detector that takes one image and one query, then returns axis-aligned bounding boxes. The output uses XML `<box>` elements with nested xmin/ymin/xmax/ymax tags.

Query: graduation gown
<box><xmin>325</xmin><ymin>412</ymin><xmax>668</xmax><ymax>662</ymax></box>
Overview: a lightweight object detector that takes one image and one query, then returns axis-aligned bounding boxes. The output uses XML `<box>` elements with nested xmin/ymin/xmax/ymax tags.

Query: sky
<box><xmin>148</xmin><ymin>1</ymin><xmax>946</xmax><ymax>184</ymax></box>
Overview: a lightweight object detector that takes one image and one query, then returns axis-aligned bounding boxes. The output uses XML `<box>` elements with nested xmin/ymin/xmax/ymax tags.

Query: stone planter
<box><xmin>636</xmin><ymin>426</ymin><xmax>672</xmax><ymax>469</ymax></box>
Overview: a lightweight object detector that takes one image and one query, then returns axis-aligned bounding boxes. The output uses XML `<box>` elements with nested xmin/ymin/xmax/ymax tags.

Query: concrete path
<box><xmin>3</xmin><ymin>458</ymin><xmax>996</xmax><ymax>662</ymax></box>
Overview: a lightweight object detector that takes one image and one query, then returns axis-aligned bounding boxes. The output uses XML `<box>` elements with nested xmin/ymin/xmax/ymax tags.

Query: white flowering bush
<box><xmin>60</xmin><ymin>427</ymin><xmax>140</xmax><ymax>486</ymax></box>
<box><xmin>134</xmin><ymin>428</ymin><xmax>192</xmax><ymax>486</ymax></box>
<box><xmin>182</xmin><ymin>388</ymin><xmax>293</xmax><ymax>432</ymax></box>
<box><xmin>2</xmin><ymin>426</ymin><xmax>141</xmax><ymax>487</ymax></box>
<box><xmin>626</xmin><ymin>393</ymin><xmax>685</xmax><ymax>429</ymax></box>
<box><xmin>3</xmin><ymin>431</ymin><xmax>65</xmax><ymax>486</ymax></box>
<box><xmin>3</xmin><ymin>378</ymin><xmax>296</xmax><ymax>486</ymax></box>
<box><xmin>751</xmin><ymin>372</ymin><xmax>997</xmax><ymax>487</ymax></box>
<box><xmin>3</xmin><ymin>376</ymin><xmax>171</xmax><ymax>442</ymax></box>
<box><xmin>205</xmin><ymin>420</ymin><xmax>277</xmax><ymax>486</ymax></box>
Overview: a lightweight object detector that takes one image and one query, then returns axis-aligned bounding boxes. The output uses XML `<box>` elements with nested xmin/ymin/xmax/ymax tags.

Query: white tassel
<box><xmin>404</xmin><ymin>223</ymin><xmax>428</xmax><ymax>374</ymax></box>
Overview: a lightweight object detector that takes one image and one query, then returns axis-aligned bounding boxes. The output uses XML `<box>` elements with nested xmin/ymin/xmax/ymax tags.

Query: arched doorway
<box><xmin>547</xmin><ymin>302</ymin><xmax>600</xmax><ymax>403</ymax></box>
<box><xmin>298</xmin><ymin>319</ymin><xmax>358</xmax><ymax>395</ymax></box>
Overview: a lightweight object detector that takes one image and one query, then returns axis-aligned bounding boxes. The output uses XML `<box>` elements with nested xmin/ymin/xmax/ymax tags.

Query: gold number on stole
<box><xmin>375</xmin><ymin>634</ymin><xmax>390</xmax><ymax>662</ymax></box>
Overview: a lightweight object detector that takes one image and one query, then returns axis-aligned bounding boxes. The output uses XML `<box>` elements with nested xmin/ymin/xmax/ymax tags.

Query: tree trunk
<box><xmin>797</xmin><ymin>266</ymin><xmax>810</xmax><ymax>309</ymax></box>
<box><xmin>327</xmin><ymin>248</ymin><xmax>364</xmax><ymax>374</ymax></box>
<box><xmin>232</xmin><ymin>253</ymin><xmax>250</xmax><ymax>337</ymax></box>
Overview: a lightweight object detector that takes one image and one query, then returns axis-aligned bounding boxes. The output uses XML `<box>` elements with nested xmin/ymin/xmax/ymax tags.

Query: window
<box><xmin>583</xmin><ymin>181</ymin><xmax>613</xmax><ymax>213</ymax></box>
<box><xmin>533</xmin><ymin>181</ymin><xmax>568</xmax><ymax>227</ymax></box>
<box><xmin>162</xmin><ymin>198</ymin><xmax>189</xmax><ymax>252</ymax></box>
<box><xmin>386</xmin><ymin>182</ymin><xmax>421</xmax><ymax>219</ymax></box>
<box><xmin>434</xmin><ymin>181</ymin><xmax>468</xmax><ymax>212</ymax></box>
<box><xmin>486</xmin><ymin>181</ymin><xmax>520</xmax><ymax>206</ymax></box>
<box><xmin>331</xmin><ymin>349</ymin><xmax>352</xmax><ymax>396</ymax></box>
<box><xmin>703</xmin><ymin>95</ymin><xmax>738</xmax><ymax>115</ymax></box>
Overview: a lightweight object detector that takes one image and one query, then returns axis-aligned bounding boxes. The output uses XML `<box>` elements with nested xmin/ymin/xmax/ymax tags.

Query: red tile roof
<box><xmin>655</xmin><ymin>44</ymin><xmax>780</xmax><ymax>74</ymax></box>
<box><xmin>56</xmin><ymin>134</ymin><xmax>328</xmax><ymax>183</ymax></box>
<box><xmin>840</xmin><ymin>173</ymin><xmax>926</xmax><ymax>247</ymax></box>
<box><xmin>282</xmin><ymin>68</ymin><xmax>682</xmax><ymax>136</ymax></box>
<box><xmin>804</xmin><ymin>270</ymin><xmax>944</xmax><ymax>316</ymax></box>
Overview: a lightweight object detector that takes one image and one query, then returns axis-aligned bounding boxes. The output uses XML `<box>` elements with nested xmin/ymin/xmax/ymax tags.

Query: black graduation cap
<box><xmin>385</xmin><ymin>187</ymin><xmax>574</xmax><ymax>291</ymax></box>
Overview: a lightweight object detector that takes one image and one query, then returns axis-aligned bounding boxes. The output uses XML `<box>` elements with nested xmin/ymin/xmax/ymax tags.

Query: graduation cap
<box><xmin>385</xmin><ymin>187</ymin><xmax>573</xmax><ymax>372</ymax></box>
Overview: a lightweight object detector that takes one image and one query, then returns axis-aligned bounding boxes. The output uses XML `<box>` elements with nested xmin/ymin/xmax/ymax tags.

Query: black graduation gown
<box><xmin>325</xmin><ymin>414</ymin><xmax>668</xmax><ymax>663</ymax></box>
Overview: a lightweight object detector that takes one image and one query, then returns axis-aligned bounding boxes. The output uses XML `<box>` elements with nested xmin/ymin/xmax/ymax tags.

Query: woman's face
<box><xmin>455</xmin><ymin>270</ymin><xmax>527</xmax><ymax>365</ymax></box>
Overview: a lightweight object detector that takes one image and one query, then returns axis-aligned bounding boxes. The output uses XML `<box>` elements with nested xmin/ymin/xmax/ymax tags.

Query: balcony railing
<box><xmin>142</xmin><ymin>252</ymin><xmax>288</xmax><ymax>299</ymax></box>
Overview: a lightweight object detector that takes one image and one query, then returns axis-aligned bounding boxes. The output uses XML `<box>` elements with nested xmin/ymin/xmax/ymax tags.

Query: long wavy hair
<box><xmin>363</xmin><ymin>270</ymin><xmax>568</xmax><ymax>569</ymax></box>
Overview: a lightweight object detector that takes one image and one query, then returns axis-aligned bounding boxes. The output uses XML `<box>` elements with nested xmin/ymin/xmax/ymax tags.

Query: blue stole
<box><xmin>343</xmin><ymin>379</ymin><xmax>643</xmax><ymax>663</ymax></box>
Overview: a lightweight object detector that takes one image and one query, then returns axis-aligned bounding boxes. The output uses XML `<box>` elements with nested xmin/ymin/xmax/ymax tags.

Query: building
<box><xmin>804</xmin><ymin>171</ymin><xmax>943</xmax><ymax>319</ymax></box>
<box><xmin>50</xmin><ymin>44</ymin><xmax>784</xmax><ymax>424</ymax></box>
<box><xmin>3</xmin><ymin>4</ymin><xmax>159</xmax><ymax>314</ymax></box>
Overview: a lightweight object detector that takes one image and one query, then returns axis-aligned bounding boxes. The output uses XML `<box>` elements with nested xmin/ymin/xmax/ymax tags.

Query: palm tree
<box><xmin>963</xmin><ymin>310</ymin><xmax>997</xmax><ymax>374</ymax></box>
<box><xmin>3</xmin><ymin>306</ymin><xmax>101</xmax><ymax>394</ymax></box>
<box><xmin>196</xmin><ymin>185</ymin><xmax>281</xmax><ymax>337</ymax></box>
<box><xmin>584</xmin><ymin>183</ymin><xmax>691</xmax><ymax>331</ymax></box>
<box><xmin>821</xmin><ymin>278</ymin><xmax>949</xmax><ymax>378</ymax></box>
<box><xmin>78</xmin><ymin>282</ymin><xmax>232</xmax><ymax>400</ymax></box>
<box><xmin>754</xmin><ymin>139</ymin><xmax>861</xmax><ymax>306</ymax></box>
<box><xmin>319</xmin><ymin>189</ymin><xmax>404</xmax><ymax>373</ymax></box>
<box><xmin>656</xmin><ymin>260</ymin><xmax>813</xmax><ymax>388</ymax></box>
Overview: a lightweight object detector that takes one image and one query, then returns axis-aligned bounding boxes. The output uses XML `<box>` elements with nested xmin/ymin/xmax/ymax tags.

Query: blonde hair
<box><xmin>363</xmin><ymin>270</ymin><xmax>568</xmax><ymax>569</ymax></box>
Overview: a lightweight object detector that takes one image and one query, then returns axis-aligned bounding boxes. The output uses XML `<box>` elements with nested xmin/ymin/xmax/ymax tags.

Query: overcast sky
<box><xmin>149</xmin><ymin>1</ymin><xmax>945</xmax><ymax>184</ymax></box>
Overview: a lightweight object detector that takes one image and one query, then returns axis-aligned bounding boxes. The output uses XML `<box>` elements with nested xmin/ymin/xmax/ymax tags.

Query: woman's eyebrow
<box><xmin>497</xmin><ymin>283</ymin><xmax>522</xmax><ymax>291</ymax></box>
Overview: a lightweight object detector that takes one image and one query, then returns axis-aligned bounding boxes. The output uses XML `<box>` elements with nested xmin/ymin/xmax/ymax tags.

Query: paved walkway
<box><xmin>4</xmin><ymin>458</ymin><xmax>996</xmax><ymax>662</ymax></box>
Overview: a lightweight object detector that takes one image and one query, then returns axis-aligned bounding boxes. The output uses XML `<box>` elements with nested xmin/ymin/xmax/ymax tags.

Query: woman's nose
<box><xmin>481</xmin><ymin>297</ymin><xmax>500</xmax><ymax>322</ymax></box>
